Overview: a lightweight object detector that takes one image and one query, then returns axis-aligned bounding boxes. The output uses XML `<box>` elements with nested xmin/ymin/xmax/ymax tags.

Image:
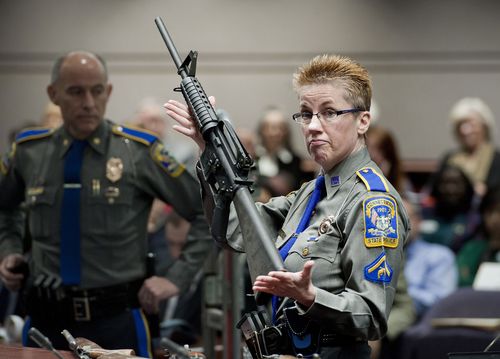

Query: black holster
<box><xmin>237</xmin><ymin>306</ymin><xmax>329</xmax><ymax>358</ymax></box>
<box><xmin>237</xmin><ymin>310</ymin><xmax>292</xmax><ymax>358</ymax></box>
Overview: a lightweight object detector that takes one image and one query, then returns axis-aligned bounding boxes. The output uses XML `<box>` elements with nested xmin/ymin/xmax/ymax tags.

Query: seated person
<box><xmin>456</xmin><ymin>185</ymin><xmax>500</xmax><ymax>286</ymax></box>
<box><xmin>420</xmin><ymin>164</ymin><xmax>480</xmax><ymax>253</ymax></box>
<box><xmin>404</xmin><ymin>197</ymin><xmax>458</xmax><ymax>318</ymax></box>
<box><xmin>439</xmin><ymin>97</ymin><xmax>500</xmax><ymax>197</ymax></box>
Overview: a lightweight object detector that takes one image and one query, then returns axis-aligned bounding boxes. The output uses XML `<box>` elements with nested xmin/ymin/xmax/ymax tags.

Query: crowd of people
<box><xmin>0</xmin><ymin>48</ymin><xmax>499</xmax><ymax>359</ymax></box>
<box><xmin>364</xmin><ymin>97</ymin><xmax>500</xmax><ymax>359</ymax></box>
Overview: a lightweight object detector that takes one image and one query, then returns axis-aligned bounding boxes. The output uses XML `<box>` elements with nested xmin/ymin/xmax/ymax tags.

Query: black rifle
<box><xmin>154</xmin><ymin>16</ymin><xmax>284</xmax><ymax>305</ymax></box>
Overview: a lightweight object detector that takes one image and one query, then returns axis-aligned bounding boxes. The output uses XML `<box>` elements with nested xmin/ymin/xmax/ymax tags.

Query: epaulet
<box><xmin>356</xmin><ymin>167</ymin><xmax>389</xmax><ymax>192</ymax></box>
<box><xmin>112</xmin><ymin>124</ymin><xmax>158</xmax><ymax>146</ymax></box>
<box><xmin>15</xmin><ymin>127</ymin><xmax>54</xmax><ymax>144</ymax></box>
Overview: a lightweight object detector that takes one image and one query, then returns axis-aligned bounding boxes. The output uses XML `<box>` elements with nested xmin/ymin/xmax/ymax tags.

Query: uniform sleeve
<box><xmin>196</xmin><ymin>160</ymin><xmax>296</xmax><ymax>253</ymax></box>
<box><xmin>302</xmin><ymin>192</ymin><xmax>409</xmax><ymax>340</ymax></box>
<box><xmin>138</xmin><ymin>141</ymin><xmax>212</xmax><ymax>293</ymax></box>
<box><xmin>385</xmin><ymin>270</ymin><xmax>416</xmax><ymax>340</ymax></box>
<box><xmin>226</xmin><ymin>194</ymin><xmax>295</xmax><ymax>252</ymax></box>
<box><xmin>0</xmin><ymin>148</ymin><xmax>26</xmax><ymax>259</ymax></box>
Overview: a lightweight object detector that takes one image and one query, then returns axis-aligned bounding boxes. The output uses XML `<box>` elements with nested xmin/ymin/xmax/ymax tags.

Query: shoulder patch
<box><xmin>364</xmin><ymin>251</ymin><xmax>393</xmax><ymax>284</ymax></box>
<box><xmin>356</xmin><ymin>167</ymin><xmax>389</xmax><ymax>192</ymax></box>
<box><xmin>363</xmin><ymin>194</ymin><xmax>399</xmax><ymax>248</ymax></box>
<box><xmin>0</xmin><ymin>153</ymin><xmax>10</xmax><ymax>175</ymax></box>
<box><xmin>15</xmin><ymin>127</ymin><xmax>53</xmax><ymax>144</ymax></box>
<box><xmin>112</xmin><ymin>125</ymin><xmax>158</xmax><ymax>146</ymax></box>
<box><xmin>151</xmin><ymin>142</ymin><xmax>185</xmax><ymax>177</ymax></box>
<box><xmin>1</xmin><ymin>143</ymin><xmax>17</xmax><ymax>175</ymax></box>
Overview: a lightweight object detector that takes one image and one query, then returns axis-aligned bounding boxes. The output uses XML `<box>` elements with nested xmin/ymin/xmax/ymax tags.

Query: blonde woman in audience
<box><xmin>439</xmin><ymin>97</ymin><xmax>500</xmax><ymax>197</ymax></box>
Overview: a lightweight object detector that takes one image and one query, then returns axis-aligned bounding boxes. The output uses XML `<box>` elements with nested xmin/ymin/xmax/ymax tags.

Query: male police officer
<box><xmin>0</xmin><ymin>51</ymin><xmax>211</xmax><ymax>357</ymax></box>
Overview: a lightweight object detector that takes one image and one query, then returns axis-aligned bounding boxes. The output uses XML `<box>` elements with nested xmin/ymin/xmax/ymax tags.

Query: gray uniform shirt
<box><xmin>0</xmin><ymin>120</ymin><xmax>211</xmax><ymax>293</ymax></box>
<box><xmin>220</xmin><ymin>147</ymin><xmax>410</xmax><ymax>340</ymax></box>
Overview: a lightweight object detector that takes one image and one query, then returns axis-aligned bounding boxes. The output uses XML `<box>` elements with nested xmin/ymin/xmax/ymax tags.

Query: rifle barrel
<box><xmin>154</xmin><ymin>16</ymin><xmax>186</xmax><ymax>78</ymax></box>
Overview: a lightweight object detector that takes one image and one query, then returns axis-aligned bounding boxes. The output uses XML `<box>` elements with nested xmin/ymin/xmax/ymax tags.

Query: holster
<box><xmin>237</xmin><ymin>306</ymin><xmax>325</xmax><ymax>359</ymax></box>
<box><xmin>282</xmin><ymin>306</ymin><xmax>321</xmax><ymax>357</ymax></box>
<box><xmin>237</xmin><ymin>310</ymin><xmax>292</xmax><ymax>358</ymax></box>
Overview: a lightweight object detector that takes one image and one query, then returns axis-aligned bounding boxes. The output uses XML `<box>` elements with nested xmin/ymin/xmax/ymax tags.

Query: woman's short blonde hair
<box><xmin>292</xmin><ymin>54</ymin><xmax>372</xmax><ymax>111</ymax></box>
<box><xmin>449</xmin><ymin>97</ymin><xmax>495</xmax><ymax>140</ymax></box>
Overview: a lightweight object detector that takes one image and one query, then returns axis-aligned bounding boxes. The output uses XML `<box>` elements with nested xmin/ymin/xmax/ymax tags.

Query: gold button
<box><xmin>93</xmin><ymin>138</ymin><xmax>101</xmax><ymax>145</ymax></box>
<box><xmin>63</xmin><ymin>139</ymin><xmax>69</xmax><ymax>146</ymax></box>
<box><xmin>302</xmin><ymin>247</ymin><xmax>310</xmax><ymax>256</ymax></box>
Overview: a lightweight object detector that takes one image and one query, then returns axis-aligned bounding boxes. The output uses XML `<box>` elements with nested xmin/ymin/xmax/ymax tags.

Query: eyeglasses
<box><xmin>292</xmin><ymin>109</ymin><xmax>363</xmax><ymax>125</ymax></box>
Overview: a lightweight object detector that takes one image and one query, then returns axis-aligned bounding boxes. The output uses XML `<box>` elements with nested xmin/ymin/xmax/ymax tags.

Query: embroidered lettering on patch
<box><xmin>363</xmin><ymin>195</ymin><xmax>399</xmax><ymax>248</ymax></box>
<box><xmin>364</xmin><ymin>252</ymin><xmax>393</xmax><ymax>283</ymax></box>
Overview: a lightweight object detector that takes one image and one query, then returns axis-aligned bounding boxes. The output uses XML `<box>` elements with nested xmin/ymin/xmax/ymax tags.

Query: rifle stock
<box><xmin>154</xmin><ymin>16</ymin><xmax>284</xmax><ymax>304</ymax></box>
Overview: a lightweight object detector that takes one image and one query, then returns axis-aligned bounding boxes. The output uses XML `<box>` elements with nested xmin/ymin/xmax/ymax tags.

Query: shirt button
<box><xmin>302</xmin><ymin>247</ymin><xmax>310</xmax><ymax>256</ymax></box>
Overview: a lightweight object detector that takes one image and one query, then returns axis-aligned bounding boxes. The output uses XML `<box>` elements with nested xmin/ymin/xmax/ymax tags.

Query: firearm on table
<box><xmin>61</xmin><ymin>330</ymin><xmax>138</xmax><ymax>358</ymax></box>
<box><xmin>28</xmin><ymin>327</ymin><xmax>65</xmax><ymax>359</ymax></box>
<box><xmin>62</xmin><ymin>330</ymin><xmax>92</xmax><ymax>359</ymax></box>
<box><xmin>154</xmin><ymin>16</ymin><xmax>284</xmax><ymax>304</ymax></box>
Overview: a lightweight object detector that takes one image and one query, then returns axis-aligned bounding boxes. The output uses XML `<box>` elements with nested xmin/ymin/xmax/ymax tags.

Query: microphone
<box><xmin>28</xmin><ymin>327</ymin><xmax>65</xmax><ymax>359</ymax></box>
<box><xmin>160</xmin><ymin>336</ymin><xmax>192</xmax><ymax>359</ymax></box>
<box><xmin>484</xmin><ymin>332</ymin><xmax>500</xmax><ymax>352</ymax></box>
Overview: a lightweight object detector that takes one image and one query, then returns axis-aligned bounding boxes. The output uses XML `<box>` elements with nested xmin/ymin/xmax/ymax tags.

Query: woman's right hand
<box><xmin>164</xmin><ymin>97</ymin><xmax>216</xmax><ymax>152</ymax></box>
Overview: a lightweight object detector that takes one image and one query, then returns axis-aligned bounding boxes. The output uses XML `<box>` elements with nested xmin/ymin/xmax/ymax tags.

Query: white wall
<box><xmin>1</xmin><ymin>0</ymin><xmax>500</xmax><ymax>162</ymax></box>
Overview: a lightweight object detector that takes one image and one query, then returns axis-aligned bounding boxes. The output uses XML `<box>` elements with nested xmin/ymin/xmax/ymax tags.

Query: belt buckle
<box><xmin>73</xmin><ymin>296</ymin><xmax>91</xmax><ymax>321</ymax></box>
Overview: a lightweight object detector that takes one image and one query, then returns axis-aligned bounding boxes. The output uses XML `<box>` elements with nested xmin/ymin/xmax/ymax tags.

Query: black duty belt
<box><xmin>27</xmin><ymin>278</ymin><xmax>143</xmax><ymax>322</ymax></box>
<box><xmin>238</xmin><ymin>309</ymin><xmax>365</xmax><ymax>359</ymax></box>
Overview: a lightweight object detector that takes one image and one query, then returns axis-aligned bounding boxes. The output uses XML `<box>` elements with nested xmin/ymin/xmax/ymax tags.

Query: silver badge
<box><xmin>106</xmin><ymin>157</ymin><xmax>123</xmax><ymax>183</ymax></box>
<box><xmin>318</xmin><ymin>215</ymin><xmax>336</xmax><ymax>235</ymax></box>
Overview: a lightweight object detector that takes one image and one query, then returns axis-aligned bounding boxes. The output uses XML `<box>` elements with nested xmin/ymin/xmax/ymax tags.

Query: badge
<box><xmin>151</xmin><ymin>143</ymin><xmax>185</xmax><ymax>177</ymax></box>
<box><xmin>318</xmin><ymin>215</ymin><xmax>336</xmax><ymax>235</ymax></box>
<box><xmin>363</xmin><ymin>195</ymin><xmax>399</xmax><ymax>248</ymax></box>
<box><xmin>106</xmin><ymin>157</ymin><xmax>123</xmax><ymax>183</ymax></box>
<box><xmin>364</xmin><ymin>252</ymin><xmax>393</xmax><ymax>283</ymax></box>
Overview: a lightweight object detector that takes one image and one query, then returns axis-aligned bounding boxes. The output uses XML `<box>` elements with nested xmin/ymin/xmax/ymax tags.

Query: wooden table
<box><xmin>0</xmin><ymin>343</ymin><xmax>75</xmax><ymax>358</ymax></box>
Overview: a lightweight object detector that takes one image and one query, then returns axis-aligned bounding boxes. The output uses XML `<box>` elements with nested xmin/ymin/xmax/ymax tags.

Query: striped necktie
<box><xmin>272</xmin><ymin>175</ymin><xmax>326</xmax><ymax>323</ymax></box>
<box><xmin>60</xmin><ymin>139</ymin><xmax>87</xmax><ymax>285</ymax></box>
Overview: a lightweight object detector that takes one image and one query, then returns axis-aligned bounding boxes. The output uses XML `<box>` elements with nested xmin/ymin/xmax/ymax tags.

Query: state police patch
<box><xmin>364</xmin><ymin>251</ymin><xmax>393</xmax><ymax>283</ymax></box>
<box><xmin>363</xmin><ymin>195</ymin><xmax>399</xmax><ymax>248</ymax></box>
<box><xmin>151</xmin><ymin>143</ymin><xmax>185</xmax><ymax>177</ymax></box>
